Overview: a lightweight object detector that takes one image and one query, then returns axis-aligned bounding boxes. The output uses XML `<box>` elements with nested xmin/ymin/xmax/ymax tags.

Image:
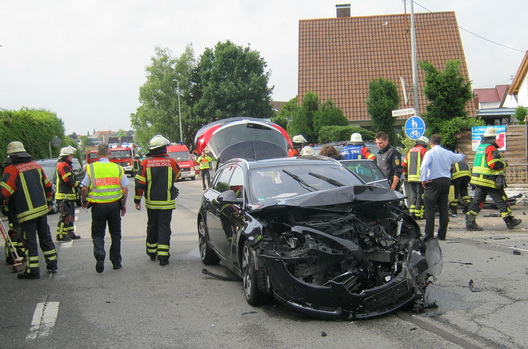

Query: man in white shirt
<box><xmin>420</xmin><ymin>135</ymin><xmax>465</xmax><ymax>240</ymax></box>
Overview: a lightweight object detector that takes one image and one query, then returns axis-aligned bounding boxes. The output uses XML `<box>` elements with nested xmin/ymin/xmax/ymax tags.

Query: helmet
<box><xmin>292</xmin><ymin>135</ymin><xmax>307</xmax><ymax>143</ymax></box>
<box><xmin>350</xmin><ymin>133</ymin><xmax>363</xmax><ymax>143</ymax></box>
<box><xmin>59</xmin><ymin>146</ymin><xmax>77</xmax><ymax>157</ymax></box>
<box><xmin>483</xmin><ymin>127</ymin><xmax>497</xmax><ymax>138</ymax></box>
<box><xmin>416</xmin><ymin>136</ymin><xmax>429</xmax><ymax>146</ymax></box>
<box><xmin>301</xmin><ymin>146</ymin><xmax>314</xmax><ymax>156</ymax></box>
<box><xmin>6</xmin><ymin>141</ymin><xmax>26</xmax><ymax>155</ymax></box>
<box><xmin>149</xmin><ymin>135</ymin><xmax>170</xmax><ymax>150</ymax></box>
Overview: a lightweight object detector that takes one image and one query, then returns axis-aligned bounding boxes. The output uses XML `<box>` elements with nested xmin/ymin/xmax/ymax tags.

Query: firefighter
<box><xmin>466</xmin><ymin>127</ymin><xmax>522</xmax><ymax>231</ymax></box>
<box><xmin>2</xmin><ymin>156</ymin><xmax>26</xmax><ymax>263</ymax></box>
<box><xmin>81</xmin><ymin>143</ymin><xmax>129</xmax><ymax>273</ymax></box>
<box><xmin>197</xmin><ymin>151</ymin><xmax>213</xmax><ymax>190</ymax></box>
<box><xmin>132</xmin><ymin>155</ymin><xmax>141</xmax><ymax>176</ymax></box>
<box><xmin>341</xmin><ymin>133</ymin><xmax>376</xmax><ymax>160</ymax></box>
<box><xmin>450</xmin><ymin>159</ymin><xmax>471</xmax><ymax>217</ymax></box>
<box><xmin>288</xmin><ymin>135</ymin><xmax>306</xmax><ymax>157</ymax></box>
<box><xmin>56</xmin><ymin>146</ymin><xmax>81</xmax><ymax>241</ymax></box>
<box><xmin>134</xmin><ymin>135</ymin><xmax>181</xmax><ymax>266</ymax></box>
<box><xmin>402</xmin><ymin>136</ymin><xmax>429</xmax><ymax>219</ymax></box>
<box><xmin>0</xmin><ymin>141</ymin><xmax>57</xmax><ymax>279</ymax></box>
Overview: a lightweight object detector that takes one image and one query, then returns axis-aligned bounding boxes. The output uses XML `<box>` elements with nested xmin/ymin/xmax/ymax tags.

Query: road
<box><xmin>1</xmin><ymin>178</ymin><xmax>527</xmax><ymax>348</ymax></box>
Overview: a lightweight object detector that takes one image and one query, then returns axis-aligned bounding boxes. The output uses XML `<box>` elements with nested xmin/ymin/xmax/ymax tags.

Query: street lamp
<box><xmin>176</xmin><ymin>81</ymin><xmax>183</xmax><ymax>144</ymax></box>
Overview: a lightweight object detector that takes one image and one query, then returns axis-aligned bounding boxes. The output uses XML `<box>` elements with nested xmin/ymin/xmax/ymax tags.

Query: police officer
<box><xmin>341</xmin><ymin>133</ymin><xmax>376</xmax><ymax>160</ymax></box>
<box><xmin>466</xmin><ymin>127</ymin><xmax>522</xmax><ymax>231</ymax></box>
<box><xmin>134</xmin><ymin>135</ymin><xmax>181</xmax><ymax>266</ymax></box>
<box><xmin>56</xmin><ymin>146</ymin><xmax>81</xmax><ymax>241</ymax></box>
<box><xmin>450</xmin><ymin>159</ymin><xmax>471</xmax><ymax>217</ymax></box>
<box><xmin>402</xmin><ymin>136</ymin><xmax>429</xmax><ymax>219</ymax></box>
<box><xmin>81</xmin><ymin>143</ymin><xmax>129</xmax><ymax>273</ymax></box>
<box><xmin>375</xmin><ymin>132</ymin><xmax>403</xmax><ymax>191</ymax></box>
<box><xmin>197</xmin><ymin>151</ymin><xmax>213</xmax><ymax>190</ymax></box>
<box><xmin>0</xmin><ymin>141</ymin><xmax>57</xmax><ymax>279</ymax></box>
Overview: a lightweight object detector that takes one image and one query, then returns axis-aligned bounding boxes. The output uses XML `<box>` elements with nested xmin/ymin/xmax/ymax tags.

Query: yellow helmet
<box><xmin>149</xmin><ymin>135</ymin><xmax>170</xmax><ymax>150</ymax></box>
<box><xmin>6</xmin><ymin>141</ymin><xmax>26</xmax><ymax>154</ymax></box>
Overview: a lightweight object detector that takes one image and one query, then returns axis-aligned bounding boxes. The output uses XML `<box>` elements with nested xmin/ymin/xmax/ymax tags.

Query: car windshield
<box><xmin>341</xmin><ymin>160</ymin><xmax>386</xmax><ymax>184</ymax></box>
<box><xmin>249</xmin><ymin>163</ymin><xmax>362</xmax><ymax>202</ymax></box>
<box><xmin>110</xmin><ymin>150</ymin><xmax>131</xmax><ymax>159</ymax></box>
<box><xmin>168</xmin><ymin>151</ymin><xmax>191</xmax><ymax>161</ymax></box>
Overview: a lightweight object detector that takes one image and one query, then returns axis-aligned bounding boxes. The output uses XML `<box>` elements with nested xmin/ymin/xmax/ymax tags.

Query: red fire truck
<box><xmin>109</xmin><ymin>143</ymin><xmax>138</xmax><ymax>176</ymax></box>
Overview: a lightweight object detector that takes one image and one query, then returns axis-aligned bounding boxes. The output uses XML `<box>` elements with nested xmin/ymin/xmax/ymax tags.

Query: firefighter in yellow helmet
<box><xmin>402</xmin><ymin>136</ymin><xmax>429</xmax><ymax>219</ymax></box>
<box><xmin>134</xmin><ymin>135</ymin><xmax>181</xmax><ymax>266</ymax></box>
<box><xmin>0</xmin><ymin>141</ymin><xmax>57</xmax><ymax>279</ymax></box>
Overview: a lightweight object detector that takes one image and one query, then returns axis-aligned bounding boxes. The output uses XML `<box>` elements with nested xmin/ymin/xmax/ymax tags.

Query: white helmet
<box><xmin>350</xmin><ymin>133</ymin><xmax>363</xmax><ymax>143</ymax></box>
<box><xmin>59</xmin><ymin>146</ymin><xmax>77</xmax><ymax>157</ymax></box>
<box><xmin>6</xmin><ymin>141</ymin><xmax>26</xmax><ymax>155</ymax></box>
<box><xmin>292</xmin><ymin>135</ymin><xmax>307</xmax><ymax>143</ymax></box>
<box><xmin>483</xmin><ymin>127</ymin><xmax>497</xmax><ymax>138</ymax></box>
<box><xmin>417</xmin><ymin>136</ymin><xmax>429</xmax><ymax>145</ymax></box>
<box><xmin>301</xmin><ymin>146</ymin><xmax>314</xmax><ymax>156</ymax></box>
<box><xmin>149</xmin><ymin>135</ymin><xmax>170</xmax><ymax>150</ymax></box>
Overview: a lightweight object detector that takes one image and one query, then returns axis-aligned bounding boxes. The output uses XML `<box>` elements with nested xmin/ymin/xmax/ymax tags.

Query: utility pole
<box><xmin>410</xmin><ymin>0</ymin><xmax>420</xmax><ymax>115</ymax></box>
<box><xmin>176</xmin><ymin>81</ymin><xmax>183</xmax><ymax>144</ymax></box>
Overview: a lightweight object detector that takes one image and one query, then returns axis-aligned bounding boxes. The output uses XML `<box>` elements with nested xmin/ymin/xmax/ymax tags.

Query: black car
<box><xmin>339</xmin><ymin>159</ymin><xmax>390</xmax><ymax>189</ymax></box>
<box><xmin>198</xmin><ymin>156</ymin><xmax>441</xmax><ymax>320</ymax></box>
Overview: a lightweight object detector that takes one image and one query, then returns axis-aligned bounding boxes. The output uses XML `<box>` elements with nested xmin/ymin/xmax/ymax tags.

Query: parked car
<box><xmin>340</xmin><ymin>159</ymin><xmax>390</xmax><ymax>189</ymax></box>
<box><xmin>198</xmin><ymin>156</ymin><xmax>441</xmax><ymax>320</ymax></box>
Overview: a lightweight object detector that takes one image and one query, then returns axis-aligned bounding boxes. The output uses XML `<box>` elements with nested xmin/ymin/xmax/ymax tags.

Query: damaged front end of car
<box><xmin>252</xmin><ymin>186</ymin><xmax>442</xmax><ymax>320</ymax></box>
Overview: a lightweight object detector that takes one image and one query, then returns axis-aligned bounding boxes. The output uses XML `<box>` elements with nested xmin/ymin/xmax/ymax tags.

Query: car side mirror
<box><xmin>218</xmin><ymin>190</ymin><xmax>243</xmax><ymax>204</ymax></box>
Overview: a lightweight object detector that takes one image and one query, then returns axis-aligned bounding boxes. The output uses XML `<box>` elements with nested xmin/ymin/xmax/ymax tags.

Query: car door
<box><xmin>205</xmin><ymin>168</ymin><xmax>233</xmax><ymax>259</ymax></box>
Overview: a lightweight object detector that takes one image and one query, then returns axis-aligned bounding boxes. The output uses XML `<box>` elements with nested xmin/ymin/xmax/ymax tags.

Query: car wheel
<box><xmin>242</xmin><ymin>241</ymin><xmax>267</xmax><ymax>306</ymax></box>
<box><xmin>198</xmin><ymin>217</ymin><xmax>220</xmax><ymax>265</ymax></box>
<box><xmin>191</xmin><ymin>176</ymin><xmax>196</xmax><ymax>181</ymax></box>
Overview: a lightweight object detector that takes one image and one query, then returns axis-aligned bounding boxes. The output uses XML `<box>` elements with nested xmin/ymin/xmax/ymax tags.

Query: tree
<box><xmin>271</xmin><ymin>96</ymin><xmax>298</xmax><ymax>130</ymax></box>
<box><xmin>419</xmin><ymin>60</ymin><xmax>481</xmax><ymax>150</ymax></box>
<box><xmin>288</xmin><ymin>92</ymin><xmax>318</xmax><ymax>142</ymax></box>
<box><xmin>367</xmin><ymin>77</ymin><xmax>399</xmax><ymax>144</ymax></box>
<box><xmin>313</xmin><ymin>100</ymin><xmax>349</xmax><ymax>136</ymax></box>
<box><xmin>192</xmin><ymin>41</ymin><xmax>274</xmax><ymax>121</ymax></box>
<box><xmin>514</xmin><ymin>106</ymin><xmax>527</xmax><ymax>124</ymax></box>
<box><xmin>420</xmin><ymin>60</ymin><xmax>473</xmax><ymax>135</ymax></box>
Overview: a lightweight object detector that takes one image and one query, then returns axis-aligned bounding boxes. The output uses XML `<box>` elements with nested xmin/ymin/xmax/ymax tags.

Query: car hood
<box><xmin>250</xmin><ymin>185</ymin><xmax>404</xmax><ymax>211</ymax></box>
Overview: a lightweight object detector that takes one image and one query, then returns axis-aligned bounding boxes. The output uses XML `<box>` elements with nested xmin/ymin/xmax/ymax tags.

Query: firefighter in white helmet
<box><xmin>289</xmin><ymin>135</ymin><xmax>307</xmax><ymax>156</ymax></box>
<box><xmin>134</xmin><ymin>135</ymin><xmax>181</xmax><ymax>266</ymax></box>
<box><xmin>341</xmin><ymin>133</ymin><xmax>376</xmax><ymax>160</ymax></box>
<box><xmin>56</xmin><ymin>146</ymin><xmax>81</xmax><ymax>241</ymax></box>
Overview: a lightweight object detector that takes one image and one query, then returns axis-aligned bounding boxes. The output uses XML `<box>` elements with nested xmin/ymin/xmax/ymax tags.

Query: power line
<box><xmin>413</xmin><ymin>1</ymin><xmax>526</xmax><ymax>53</ymax></box>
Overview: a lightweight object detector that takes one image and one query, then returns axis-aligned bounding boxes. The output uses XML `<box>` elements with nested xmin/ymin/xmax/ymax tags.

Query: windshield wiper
<box><xmin>282</xmin><ymin>170</ymin><xmax>317</xmax><ymax>192</ymax></box>
<box><xmin>308</xmin><ymin>172</ymin><xmax>345</xmax><ymax>187</ymax></box>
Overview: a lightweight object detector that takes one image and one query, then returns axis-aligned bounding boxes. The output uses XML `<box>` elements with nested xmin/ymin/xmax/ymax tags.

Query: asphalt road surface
<box><xmin>1</xmin><ymin>178</ymin><xmax>527</xmax><ymax>348</ymax></box>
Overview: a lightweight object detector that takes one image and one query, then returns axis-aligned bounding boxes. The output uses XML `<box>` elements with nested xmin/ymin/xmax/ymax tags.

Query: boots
<box><xmin>505</xmin><ymin>216</ymin><xmax>522</xmax><ymax>230</ymax></box>
<box><xmin>57</xmin><ymin>234</ymin><xmax>72</xmax><ymax>242</ymax></box>
<box><xmin>450</xmin><ymin>207</ymin><xmax>458</xmax><ymax>217</ymax></box>
<box><xmin>67</xmin><ymin>231</ymin><xmax>81</xmax><ymax>240</ymax></box>
<box><xmin>466</xmin><ymin>214</ymin><xmax>483</xmax><ymax>231</ymax></box>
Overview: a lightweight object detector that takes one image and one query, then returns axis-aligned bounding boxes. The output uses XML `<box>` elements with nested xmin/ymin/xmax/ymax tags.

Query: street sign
<box><xmin>404</xmin><ymin>116</ymin><xmax>425</xmax><ymax>140</ymax></box>
<box><xmin>392</xmin><ymin>108</ymin><xmax>416</xmax><ymax>117</ymax></box>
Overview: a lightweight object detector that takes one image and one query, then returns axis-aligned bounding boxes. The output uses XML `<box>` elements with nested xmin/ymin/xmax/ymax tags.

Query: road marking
<box><xmin>26</xmin><ymin>301</ymin><xmax>59</xmax><ymax>340</ymax></box>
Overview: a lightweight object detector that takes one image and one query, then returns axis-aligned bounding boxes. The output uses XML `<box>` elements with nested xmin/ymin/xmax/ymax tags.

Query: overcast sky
<box><xmin>1</xmin><ymin>0</ymin><xmax>526</xmax><ymax>136</ymax></box>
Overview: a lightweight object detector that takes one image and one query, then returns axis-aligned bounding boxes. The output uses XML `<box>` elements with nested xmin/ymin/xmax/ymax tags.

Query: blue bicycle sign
<box><xmin>405</xmin><ymin>116</ymin><xmax>425</xmax><ymax>140</ymax></box>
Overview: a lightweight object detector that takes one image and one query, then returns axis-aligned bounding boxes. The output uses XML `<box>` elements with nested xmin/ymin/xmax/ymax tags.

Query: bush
<box><xmin>318</xmin><ymin>126</ymin><xmax>375</xmax><ymax>144</ymax></box>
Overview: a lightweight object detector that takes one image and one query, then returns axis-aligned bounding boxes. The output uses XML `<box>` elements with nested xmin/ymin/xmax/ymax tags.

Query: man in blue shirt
<box><xmin>420</xmin><ymin>134</ymin><xmax>465</xmax><ymax>240</ymax></box>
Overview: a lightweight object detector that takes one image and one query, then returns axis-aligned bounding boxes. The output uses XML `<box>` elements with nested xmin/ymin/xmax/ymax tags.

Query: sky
<box><xmin>1</xmin><ymin>0</ymin><xmax>527</xmax><ymax>137</ymax></box>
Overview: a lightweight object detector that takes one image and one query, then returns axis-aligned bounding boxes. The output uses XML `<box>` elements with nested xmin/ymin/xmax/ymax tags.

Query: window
<box><xmin>228</xmin><ymin>167</ymin><xmax>244</xmax><ymax>199</ymax></box>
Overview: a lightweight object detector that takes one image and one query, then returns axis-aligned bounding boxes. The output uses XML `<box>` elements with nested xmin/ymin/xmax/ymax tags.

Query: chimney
<box><xmin>336</xmin><ymin>4</ymin><xmax>351</xmax><ymax>18</ymax></box>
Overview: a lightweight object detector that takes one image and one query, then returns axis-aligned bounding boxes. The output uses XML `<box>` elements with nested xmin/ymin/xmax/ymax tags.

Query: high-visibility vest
<box><xmin>86</xmin><ymin>162</ymin><xmax>124</xmax><ymax>203</ymax></box>
<box><xmin>197</xmin><ymin>156</ymin><xmax>212</xmax><ymax>169</ymax></box>
<box><xmin>451</xmin><ymin>161</ymin><xmax>471</xmax><ymax>180</ymax></box>
<box><xmin>470</xmin><ymin>144</ymin><xmax>505</xmax><ymax>188</ymax></box>
<box><xmin>404</xmin><ymin>145</ymin><xmax>426</xmax><ymax>182</ymax></box>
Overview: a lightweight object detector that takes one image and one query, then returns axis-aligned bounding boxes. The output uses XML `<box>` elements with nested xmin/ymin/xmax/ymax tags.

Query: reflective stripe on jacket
<box><xmin>470</xmin><ymin>143</ymin><xmax>505</xmax><ymax>188</ymax></box>
<box><xmin>55</xmin><ymin>160</ymin><xmax>78</xmax><ymax>200</ymax></box>
<box><xmin>451</xmin><ymin>160</ymin><xmax>471</xmax><ymax>180</ymax></box>
<box><xmin>0</xmin><ymin>162</ymin><xmax>53</xmax><ymax>223</ymax></box>
<box><xmin>134</xmin><ymin>155</ymin><xmax>181</xmax><ymax>209</ymax></box>
<box><xmin>86</xmin><ymin>162</ymin><xmax>124</xmax><ymax>203</ymax></box>
<box><xmin>403</xmin><ymin>145</ymin><xmax>427</xmax><ymax>182</ymax></box>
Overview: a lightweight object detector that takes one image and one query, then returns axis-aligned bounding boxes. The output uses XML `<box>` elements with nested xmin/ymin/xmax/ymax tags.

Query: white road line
<box><xmin>26</xmin><ymin>301</ymin><xmax>59</xmax><ymax>340</ymax></box>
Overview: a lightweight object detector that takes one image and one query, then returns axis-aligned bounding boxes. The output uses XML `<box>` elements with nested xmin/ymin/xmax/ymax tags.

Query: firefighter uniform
<box><xmin>0</xmin><ymin>142</ymin><xmax>57</xmax><ymax>279</ymax></box>
<box><xmin>341</xmin><ymin>133</ymin><xmax>376</xmax><ymax>160</ymax></box>
<box><xmin>55</xmin><ymin>146</ymin><xmax>81</xmax><ymax>241</ymax></box>
<box><xmin>132</xmin><ymin>156</ymin><xmax>141</xmax><ymax>175</ymax></box>
<box><xmin>466</xmin><ymin>127</ymin><xmax>521</xmax><ymax>230</ymax></box>
<box><xmin>450</xmin><ymin>160</ymin><xmax>471</xmax><ymax>216</ymax></box>
<box><xmin>2</xmin><ymin>199</ymin><xmax>26</xmax><ymax>264</ymax></box>
<box><xmin>81</xmin><ymin>143</ymin><xmax>128</xmax><ymax>273</ymax></box>
<box><xmin>197</xmin><ymin>152</ymin><xmax>213</xmax><ymax>190</ymax></box>
<box><xmin>402</xmin><ymin>137</ymin><xmax>428</xmax><ymax>219</ymax></box>
<box><xmin>134</xmin><ymin>135</ymin><xmax>181</xmax><ymax>265</ymax></box>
